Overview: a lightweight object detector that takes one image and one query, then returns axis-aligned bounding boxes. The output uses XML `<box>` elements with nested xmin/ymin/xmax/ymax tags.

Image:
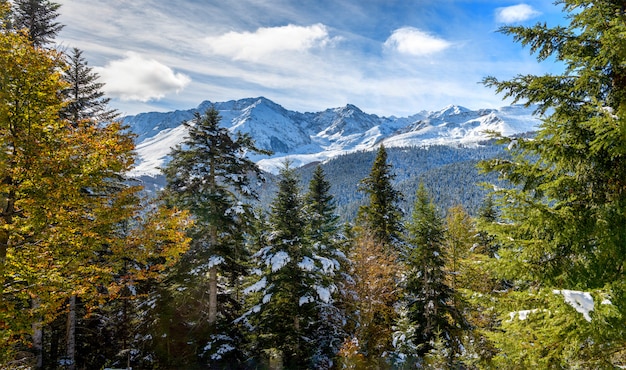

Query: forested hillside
<box><xmin>292</xmin><ymin>144</ymin><xmax>504</xmax><ymax>221</ymax></box>
<box><xmin>2</xmin><ymin>1</ymin><xmax>626</xmax><ymax>369</ymax></box>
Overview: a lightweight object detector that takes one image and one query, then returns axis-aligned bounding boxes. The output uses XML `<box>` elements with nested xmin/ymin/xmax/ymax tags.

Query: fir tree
<box><xmin>303</xmin><ymin>165</ymin><xmax>348</xmax><ymax>368</ymax></box>
<box><xmin>161</xmin><ymin>107</ymin><xmax>267</xmax><ymax>366</ymax></box>
<box><xmin>60</xmin><ymin>47</ymin><xmax>118</xmax><ymax>126</ymax></box>
<box><xmin>357</xmin><ymin>145</ymin><xmax>403</xmax><ymax>249</ymax></box>
<box><xmin>480</xmin><ymin>0</ymin><xmax>626</xmax><ymax>366</ymax></box>
<box><xmin>399</xmin><ymin>184</ymin><xmax>464</xmax><ymax>363</ymax></box>
<box><xmin>242</xmin><ymin>163</ymin><xmax>338</xmax><ymax>368</ymax></box>
<box><xmin>12</xmin><ymin>0</ymin><xmax>63</xmax><ymax>47</ymax></box>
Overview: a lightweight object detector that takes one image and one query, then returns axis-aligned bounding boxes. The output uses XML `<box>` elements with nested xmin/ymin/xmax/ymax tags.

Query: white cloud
<box><xmin>384</xmin><ymin>27</ymin><xmax>451</xmax><ymax>56</ymax></box>
<box><xmin>204</xmin><ymin>23</ymin><xmax>336</xmax><ymax>61</ymax></box>
<box><xmin>495</xmin><ymin>4</ymin><xmax>541</xmax><ymax>23</ymax></box>
<box><xmin>94</xmin><ymin>52</ymin><xmax>191</xmax><ymax>102</ymax></box>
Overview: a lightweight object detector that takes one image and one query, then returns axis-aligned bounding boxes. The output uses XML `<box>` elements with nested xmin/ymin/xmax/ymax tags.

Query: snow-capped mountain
<box><xmin>124</xmin><ymin>97</ymin><xmax>540</xmax><ymax>176</ymax></box>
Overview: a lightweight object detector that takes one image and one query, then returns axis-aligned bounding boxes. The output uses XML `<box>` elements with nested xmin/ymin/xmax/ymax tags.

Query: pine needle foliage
<box><xmin>480</xmin><ymin>0</ymin><xmax>626</xmax><ymax>366</ymax></box>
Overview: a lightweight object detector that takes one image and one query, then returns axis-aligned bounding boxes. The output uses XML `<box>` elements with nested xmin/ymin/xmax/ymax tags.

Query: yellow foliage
<box><xmin>340</xmin><ymin>232</ymin><xmax>402</xmax><ymax>364</ymax></box>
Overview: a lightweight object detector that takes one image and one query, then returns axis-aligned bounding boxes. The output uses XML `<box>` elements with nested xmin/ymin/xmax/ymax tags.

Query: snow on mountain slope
<box><xmin>124</xmin><ymin>98</ymin><xmax>540</xmax><ymax>176</ymax></box>
<box><xmin>382</xmin><ymin>104</ymin><xmax>538</xmax><ymax>148</ymax></box>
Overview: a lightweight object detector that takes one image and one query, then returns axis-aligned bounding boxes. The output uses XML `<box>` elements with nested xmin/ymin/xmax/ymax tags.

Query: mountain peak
<box><xmin>432</xmin><ymin>104</ymin><xmax>471</xmax><ymax>117</ymax></box>
<box><xmin>124</xmin><ymin>98</ymin><xmax>540</xmax><ymax>176</ymax></box>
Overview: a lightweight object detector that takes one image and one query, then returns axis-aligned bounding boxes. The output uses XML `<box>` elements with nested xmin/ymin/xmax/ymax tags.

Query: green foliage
<box><xmin>60</xmin><ymin>47</ymin><xmax>118</xmax><ymax>125</ymax></box>
<box><xmin>242</xmin><ymin>163</ymin><xmax>312</xmax><ymax>367</ymax></box>
<box><xmin>11</xmin><ymin>0</ymin><xmax>63</xmax><ymax>47</ymax></box>
<box><xmin>291</xmin><ymin>144</ymin><xmax>505</xmax><ymax>223</ymax></box>
<box><xmin>357</xmin><ymin>145</ymin><xmax>403</xmax><ymax>248</ymax></box>
<box><xmin>480</xmin><ymin>0</ymin><xmax>626</xmax><ymax>366</ymax></box>
<box><xmin>399</xmin><ymin>184</ymin><xmax>465</xmax><ymax>362</ymax></box>
<box><xmin>159</xmin><ymin>107</ymin><xmax>267</xmax><ymax>367</ymax></box>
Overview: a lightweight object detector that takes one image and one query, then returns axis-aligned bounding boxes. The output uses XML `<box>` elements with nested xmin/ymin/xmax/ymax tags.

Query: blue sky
<box><xmin>55</xmin><ymin>1</ymin><xmax>567</xmax><ymax>117</ymax></box>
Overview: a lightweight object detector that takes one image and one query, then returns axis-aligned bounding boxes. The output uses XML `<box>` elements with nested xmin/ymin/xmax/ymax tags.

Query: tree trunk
<box><xmin>208</xmin><ymin>222</ymin><xmax>218</xmax><ymax>325</ymax></box>
<box><xmin>208</xmin><ymin>264</ymin><xmax>217</xmax><ymax>325</ymax></box>
<box><xmin>32</xmin><ymin>298</ymin><xmax>43</xmax><ymax>369</ymax></box>
<box><xmin>66</xmin><ymin>295</ymin><xmax>76</xmax><ymax>370</ymax></box>
<box><xmin>0</xmin><ymin>188</ymin><xmax>16</xmax><ymax>298</ymax></box>
<box><xmin>208</xmin><ymin>158</ymin><xmax>218</xmax><ymax>326</ymax></box>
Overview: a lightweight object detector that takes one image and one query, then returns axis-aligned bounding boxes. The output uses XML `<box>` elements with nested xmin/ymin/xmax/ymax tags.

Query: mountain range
<box><xmin>123</xmin><ymin>97</ymin><xmax>540</xmax><ymax>177</ymax></box>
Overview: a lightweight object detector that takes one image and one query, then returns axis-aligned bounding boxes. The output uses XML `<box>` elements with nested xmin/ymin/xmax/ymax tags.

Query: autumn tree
<box><xmin>338</xmin><ymin>234</ymin><xmax>400</xmax><ymax>368</ymax></box>
<box><xmin>481</xmin><ymin>0</ymin><xmax>626</xmax><ymax>366</ymax></box>
<box><xmin>0</xmin><ymin>13</ymin><xmax>189</xmax><ymax>368</ymax></box>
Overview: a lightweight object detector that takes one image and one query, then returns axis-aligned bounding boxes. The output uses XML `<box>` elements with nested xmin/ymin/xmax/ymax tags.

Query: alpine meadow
<box><xmin>2</xmin><ymin>0</ymin><xmax>626</xmax><ymax>369</ymax></box>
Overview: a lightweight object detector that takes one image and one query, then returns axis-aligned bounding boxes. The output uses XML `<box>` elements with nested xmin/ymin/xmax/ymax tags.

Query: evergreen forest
<box><xmin>2</xmin><ymin>1</ymin><xmax>626</xmax><ymax>369</ymax></box>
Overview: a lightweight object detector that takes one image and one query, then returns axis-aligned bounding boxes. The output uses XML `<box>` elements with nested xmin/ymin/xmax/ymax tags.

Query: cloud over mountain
<box><xmin>95</xmin><ymin>52</ymin><xmax>191</xmax><ymax>102</ymax></box>
<box><xmin>204</xmin><ymin>24</ymin><xmax>339</xmax><ymax>62</ymax></box>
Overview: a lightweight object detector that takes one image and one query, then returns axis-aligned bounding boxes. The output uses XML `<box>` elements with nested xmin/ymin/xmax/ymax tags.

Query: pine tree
<box><xmin>11</xmin><ymin>0</ymin><xmax>63</xmax><ymax>47</ymax></box>
<box><xmin>161</xmin><ymin>107</ymin><xmax>266</xmax><ymax>366</ymax></box>
<box><xmin>399</xmin><ymin>184</ymin><xmax>464</xmax><ymax>363</ymax></box>
<box><xmin>303</xmin><ymin>165</ymin><xmax>348</xmax><ymax>368</ymax></box>
<box><xmin>480</xmin><ymin>0</ymin><xmax>626</xmax><ymax>366</ymax></box>
<box><xmin>356</xmin><ymin>144</ymin><xmax>403</xmax><ymax>249</ymax></box>
<box><xmin>241</xmin><ymin>163</ymin><xmax>339</xmax><ymax>368</ymax></box>
<box><xmin>60</xmin><ymin>47</ymin><xmax>118</xmax><ymax>126</ymax></box>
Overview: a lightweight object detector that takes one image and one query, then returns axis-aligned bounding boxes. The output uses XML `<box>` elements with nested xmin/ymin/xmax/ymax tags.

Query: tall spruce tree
<box><xmin>241</xmin><ymin>163</ymin><xmax>338</xmax><ymax>368</ymax></box>
<box><xmin>356</xmin><ymin>145</ymin><xmax>403</xmax><ymax>249</ymax></box>
<box><xmin>303</xmin><ymin>165</ymin><xmax>348</xmax><ymax>368</ymax></box>
<box><xmin>396</xmin><ymin>184</ymin><xmax>464</xmax><ymax>363</ymax></box>
<box><xmin>480</xmin><ymin>0</ymin><xmax>626</xmax><ymax>366</ymax></box>
<box><xmin>161</xmin><ymin>107</ymin><xmax>266</xmax><ymax>366</ymax></box>
<box><xmin>61</xmin><ymin>47</ymin><xmax>118</xmax><ymax>126</ymax></box>
<box><xmin>12</xmin><ymin>0</ymin><xmax>63</xmax><ymax>47</ymax></box>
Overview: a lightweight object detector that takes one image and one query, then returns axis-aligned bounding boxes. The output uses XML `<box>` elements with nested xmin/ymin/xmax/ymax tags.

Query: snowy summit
<box><xmin>124</xmin><ymin>97</ymin><xmax>540</xmax><ymax>176</ymax></box>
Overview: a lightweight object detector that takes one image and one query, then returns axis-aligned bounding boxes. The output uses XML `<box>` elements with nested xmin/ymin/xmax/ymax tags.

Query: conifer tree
<box><xmin>357</xmin><ymin>145</ymin><xmax>403</xmax><ymax>249</ymax></box>
<box><xmin>480</xmin><ymin>0</ymin><xmax>626</xmax><ymax>366</ymax></box>
<box><xmin>303</xmin><ymin>165</ymin><xmax>348</xmax><ymax>368</ymax></box>
<box><xmin>161</xmin><ymin>107</ymin><xmax>266</xmax><ymax>366</ymax></box>
<box><xmin>241</xmin><ymin>163</ymin><xmax>339</xmax><ymax>368</ymax></box>
<box><xmin>12</xmin><ymin>0</ymin><xmax>63</xmax><ymax>47</ymax></box>
<box><xmin>397</xmin><ymin>184</ymin><xmax>464</xmax><ymax>363</ymax></box>
<box><xmin>444</xmin><ymin>205</ymin><xmax>474</xmax><ymax>298</ymax></box>
<box><xmin>61</xmin><ymin>47</ymin><xmax>118</xmax><ymax>126</ymax></box>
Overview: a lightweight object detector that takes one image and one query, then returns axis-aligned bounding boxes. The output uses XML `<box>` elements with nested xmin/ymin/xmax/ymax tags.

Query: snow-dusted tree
<box><xmin>356</xmin><ymin>145</ymin><xmax>403</xmax><ymax>249</ymax></box>
<box><xmin>480</xmin><ymin>0</ymin><xmax>626</xmax><ymax>366</ymax></box>
<box><xmin>11</xmin><ymin>0</ymin><xmax>63</xmax><ymax>47</ymax></box>
<box><xmin>161</xmin><ymin>107</ymin><xmax>267</xmax><ymax>365</ymax></box>
<box><xmin>241</xmin><ymin>162</ymin><xmax>340</xmax><ymax>368</ymax></box>
<box><xmin>395</xmin><ymin>184</ymin><xmax>465</xmax><ymax>364</ymax></box>
<box><xmin>303</xmin><ymin>165</ymin><xmax>349</xmax><ymax>368</ymax></box>
<box><xmin>61</xmin><ymin>47</ymin><xmax>118</xmax><ymax>126</ymax></box>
